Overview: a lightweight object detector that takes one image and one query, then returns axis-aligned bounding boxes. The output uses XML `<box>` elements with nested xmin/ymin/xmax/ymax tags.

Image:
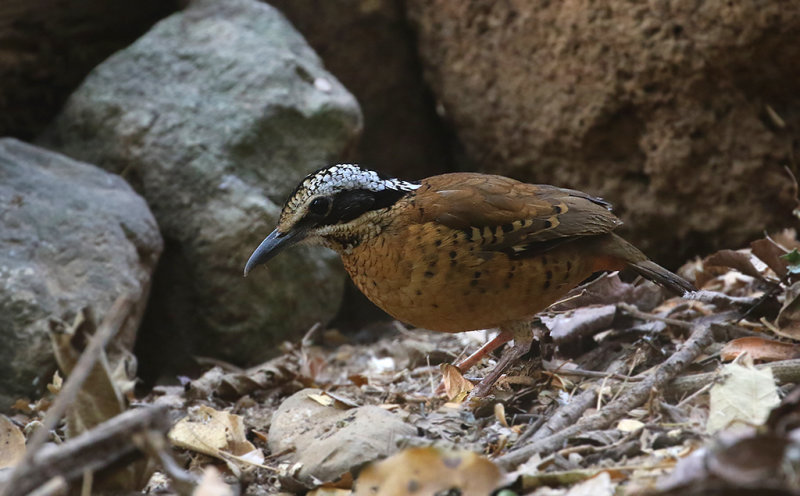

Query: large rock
<box><xmin>0</xmin><ymin>139</ymin><xmax>162</xmax><ymax>408</ymax></box>
<box><xmin>408</xmin><ymin>1</ymin><xmax>800</xmax><ymax>265</ymax></box>
<box><xmin>40</xmin><ymin>0</ymin><xmax>363</xmax><ymax>373</ymax></box>
<box><xmin>269</xmin><ymin>388</ymin><xmax>417</xmax><ymax>487</ymax></box>
<box><xmin>0</xmin><ymin>0</ymin><xmax>178</xmax><ymax>139</ymax></box>
<box><xmin>268</xmin><ymin>0</ymin><xmax>452</xmax><ymax>180</ymax></box>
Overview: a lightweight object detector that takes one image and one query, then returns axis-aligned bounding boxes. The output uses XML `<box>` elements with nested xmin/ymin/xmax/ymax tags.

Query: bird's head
<box><xmin>244</xmin><ymin>164</ymin><xmax>420</xmax><ymax>276</ymax></box>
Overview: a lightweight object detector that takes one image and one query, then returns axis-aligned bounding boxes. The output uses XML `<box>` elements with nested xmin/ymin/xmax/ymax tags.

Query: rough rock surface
<box><xmin>0</xmin><ymin>138</ymin><xmax>162</xmax><ymax>408</ymax></box>
<box><xmin>40</xmin><ymin>0</ymin><xmax>362</xmax><ymax>372</ymax></box>
<box><xmin>0</xmin><ymin>0</ymin><xmax>178</xmax><ymax>139</ymax></box>
<box><xmin>268</xmin><ymin>388</ymin><xmax>417</xmax><ymax>486</ymax></box>
<box><xmin>408</xmin><ymin>1</ymin><xmax>800</xmax><ymax>265</ymax></box>
<box><xmin>269</xmin><ymin>0</ymin><xmax>452</xmax><ymax>180</ymax></box>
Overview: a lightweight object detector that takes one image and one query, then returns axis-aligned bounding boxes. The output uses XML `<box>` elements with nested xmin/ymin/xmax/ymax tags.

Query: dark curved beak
<box><xmin>243</xmin><ymin>228</ymin><xmax>305</xmax><ymax>277</ymax></box>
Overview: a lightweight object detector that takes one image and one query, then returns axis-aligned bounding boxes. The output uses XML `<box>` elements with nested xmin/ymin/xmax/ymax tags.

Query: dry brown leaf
<box><xmin>751</xmin><ymin>238</ymin><xmax>789</xmax><ymax>278</ymax></box>
<box><xmin>776</xmin><ymin>281</ymin><xmax>800</xmax><ymax>339</ymax></box>
<box><xmin>0</xmin><ymin>414</ymin><xmax>25</xmax><ymax>469</ymax></box>
<box><xmin>354</xmin><ymin>447</ymin><xmax>502</xmax><ymax>496</ymax></box>
<box><xmin>169</xmin><ymin>405</ymin><xmax>264</xmax><ymax>468</ymax></box>
<box><xmin>720</xmin><ymin>337</ymin><xmax>800</xmax><ymax>362</ymax></box>
<box><xmin>440</xmin><ymin>363</ymin><xmax>474</xmax><ymax>402</ymax></box>
<box><xmin>703</xmin><ymin>249</ymin><xmax>765</xmax><ymax>280</ymax></box>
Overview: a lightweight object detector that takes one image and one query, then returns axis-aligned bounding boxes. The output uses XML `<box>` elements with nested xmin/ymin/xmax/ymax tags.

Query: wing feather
<box><xmin>416</xmin><ymin>173</ymin><xmax>622</xmax><ymax>256</ymax></box>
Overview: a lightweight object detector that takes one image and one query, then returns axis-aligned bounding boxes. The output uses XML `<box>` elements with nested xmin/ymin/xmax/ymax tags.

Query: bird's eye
<box><xmin>309</xmin><ymin>197</ymin><xmax>331</xmax><ymax>216</ymax></box>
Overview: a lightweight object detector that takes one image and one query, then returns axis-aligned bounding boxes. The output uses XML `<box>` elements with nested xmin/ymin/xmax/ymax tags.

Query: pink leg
<box><xmin>470</xmin><ymin>321</ymin><xmax>533</xmax><ymax>398</ymax></box>
<box><xmin>435</xmin><ymin>330</ymin><xmax>513</xmax><ymax>395</ymax></box>
<box><xmin>455</xmin><ymin>331</ymin><xmax>512</xmax><ymax>372</ymax></box>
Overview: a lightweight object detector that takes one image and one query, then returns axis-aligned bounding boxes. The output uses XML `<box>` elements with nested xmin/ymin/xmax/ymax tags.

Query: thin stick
<box><xmin>617</xmin><ymin>303</ymin><xmax>693</xmax><ymax>329</ymax></box>
<box><xmin>0</xmin><ymin>295</ymin><xmax>134</xmax><ymax>496</ymax></box>
<box><xmin>497</xmin><ymin>320</ymin><xmax>715</xmax><ymax>470</ymax></box>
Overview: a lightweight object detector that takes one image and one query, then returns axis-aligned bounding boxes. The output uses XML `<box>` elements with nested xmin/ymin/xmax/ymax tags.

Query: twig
<box><xmin>546</xmin><ymin>368</ymin><xmax>643</xmax><ymax>382</ymax></box>
<box><xmin>0</xmin><ymin>295</ymin><xmax>134</xmax><ymax>496</ymax></box>
<box><xmin>617</xmin><ymin>303</ymin><xmax>693</xmax><ymax>329</ymax></box>
<box><xmin>497</xmin><ymin>319</ymin><xmax>715</xmax><ymax>470</ymax></box>
<box><xmin>0</xmin><ymin>405</ymin><xmax>170</xmax><ymax>495</ymax></box>
<box><xmin>685</xmin><ymin>290</ymin><xmax>761</xmax><ymax>310</ymax></box>
<box><xmin>517</xmin><ymin>387</ymin><xmax>599</xmax><ymax>446</ymax></box>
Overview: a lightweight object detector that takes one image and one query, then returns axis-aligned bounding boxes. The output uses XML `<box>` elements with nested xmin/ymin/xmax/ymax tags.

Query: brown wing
<box><xmin>414</xmin><ymin>173</ymin><xmax>622</xmax><ymax>256</ymax></box>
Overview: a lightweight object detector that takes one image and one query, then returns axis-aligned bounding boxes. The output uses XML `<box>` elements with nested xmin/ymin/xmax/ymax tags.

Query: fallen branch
<box><xmin>0</xmin><ymin>405</ymin><xmax>170</xmax><ymax>495</ymax></box>
<box><xmin>665</xmin><ymin>357</ymin><xmax>800</xmax><ymax>399</ymax></box>
<box><xmin>497</xmin><ymin>319</ymin><xmax>716</xmax><ymax>470</ymax></box>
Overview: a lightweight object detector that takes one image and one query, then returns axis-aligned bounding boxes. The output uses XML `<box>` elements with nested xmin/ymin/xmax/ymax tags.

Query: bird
<box><xmin>244</xmin><ymin>164</ymin><xmax>695</xmax><ymax>396</ymax></box>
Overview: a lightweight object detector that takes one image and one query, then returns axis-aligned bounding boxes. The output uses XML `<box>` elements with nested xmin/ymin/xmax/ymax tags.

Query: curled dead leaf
<box><xmin>169</xmin><ymin>405</ymin><xmax>264</xmax><ymax>470</ymax></box>
<box><xmin>440</xmin><ymin>363</ymin><xmax>474</xmax><ymax>402</ymax></box>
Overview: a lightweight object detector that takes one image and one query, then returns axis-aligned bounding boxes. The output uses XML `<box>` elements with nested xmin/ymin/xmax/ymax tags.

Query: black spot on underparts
<box><xmin>449</xmin><ymin>251</ymin><xmax>457</xmax><ymax>259</ymax></box>
<box><xmin>416</xmin><ymin>290</ymin><xmax>422</xmax><ymax>296</ymax></box>
<box><xmin>312</xmin><ymin>188</ymin><xmax>410</xmax><ymax>226</ymax></box>
<box><xmin>554</xmin><ymin>205</ymin><xmax>562</xmax><ymax>214</ymax></box>
<box><xmin>544</xmin><ymin>220</ymin><xmax>552</xmax><ymax>228</ymax></box>
<box><xmin>424</xmin><ymin>271</ymin><xmax>434</xmax><ymax>278</ymax></box>
<box><xmin>474</xmin><ymin>271</ymin><xmax>481</xmax><ymax>278</ymax></box>
<box><xmin>463</xmin><ymin>229</ymin><xmax>473</xmax><ymax>241</ymax></box>
<box><xmin>502</xmin><ymin>223</ymin><xmax>514</xmax><ymax>233</ymax></box>
<box><xmin>432</xmin><ymin>303</ymin><xmax>439</xmax><ymax>308</ymax></box>
<box><xmin>329</xmin><ymin>234</ymin><xmax>360</xmax><ymax>248</ymax></box>
<box><xmin>435</xmin><ymin>240</ymin><xmax>442</xmax><ymax>247</ymax></box>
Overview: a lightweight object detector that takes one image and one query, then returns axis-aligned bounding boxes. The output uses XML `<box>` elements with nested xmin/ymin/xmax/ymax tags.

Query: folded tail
<box><xmin>594</xmin><ymin>233</ymin><xmax>696</xmax><ymax>295</ymax></box>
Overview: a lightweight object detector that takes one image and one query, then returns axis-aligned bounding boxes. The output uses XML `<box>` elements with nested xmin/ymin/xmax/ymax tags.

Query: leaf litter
<box><xmin>6</xmin><ymin>231</ymin><xmax>800</xmax><ymax>495</ymax></box>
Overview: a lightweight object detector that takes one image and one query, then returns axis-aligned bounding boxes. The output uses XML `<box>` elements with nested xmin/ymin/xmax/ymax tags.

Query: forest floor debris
<box><xmin>3</xmin><ymin>231</ymin><xmax>800</xmax><ymax>495</ymax></box>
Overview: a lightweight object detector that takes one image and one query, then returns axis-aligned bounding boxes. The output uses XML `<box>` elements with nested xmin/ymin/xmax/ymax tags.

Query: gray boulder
<box><xmin>0</xmin><ymin>138</ymin><xmax>162</xmax><ymax>408</ymax></box>
<box><xmin>40</xmin><ymin>0</ymin><xmax>363</xmax><ymax>367</ymax></box>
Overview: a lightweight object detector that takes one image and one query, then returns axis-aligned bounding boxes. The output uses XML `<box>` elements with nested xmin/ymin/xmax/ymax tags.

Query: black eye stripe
<box><xmin>309</xmin><ymin>197</ymin><xmax>331</xmax><ymax>215</ymax></box>
<box><xmin>306</xmin><ymin>188</ymin><xmax>409</xmax><ymax>226</ymax></box>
